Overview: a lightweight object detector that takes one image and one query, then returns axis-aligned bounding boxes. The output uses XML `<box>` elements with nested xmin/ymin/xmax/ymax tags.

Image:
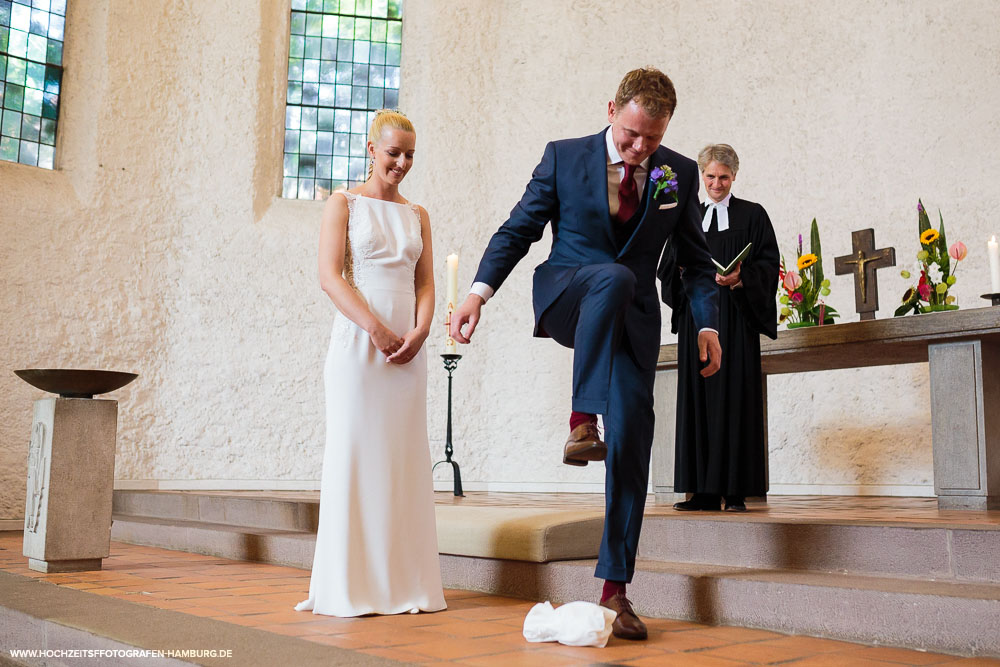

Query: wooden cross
<box><xmin>834</xmin><ymin>228</ymin><xmax>896</xmax><ymax>321</ymax></box>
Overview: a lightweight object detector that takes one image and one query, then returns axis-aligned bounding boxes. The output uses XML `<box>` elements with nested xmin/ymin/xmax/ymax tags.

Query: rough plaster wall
<box><xmin>2</xmin><ymin>1</ymin><xmax>998</xmax><ymax>517</ymax></box>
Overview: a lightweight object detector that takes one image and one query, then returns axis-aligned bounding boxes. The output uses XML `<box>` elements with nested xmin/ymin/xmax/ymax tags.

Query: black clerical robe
<box><xmin>659</xmin><ymin>195</ymin><xmax>780</xmax><ymax>497</ymax></box>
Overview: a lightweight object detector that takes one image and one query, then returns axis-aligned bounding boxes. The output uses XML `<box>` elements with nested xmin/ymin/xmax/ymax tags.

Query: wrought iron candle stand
<box><xmin>432</xmin><ymin>353</ymin><xmax>464</xmax><ymax>497</ymax></box>
<box><xmin>982</xmin><ymin>293</ymin><xmax>1000</xmax><ymax>306</ymax></box>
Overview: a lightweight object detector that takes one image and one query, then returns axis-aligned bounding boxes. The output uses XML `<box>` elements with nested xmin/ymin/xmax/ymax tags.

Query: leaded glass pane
<box><xmin>282</xmin><ymin>0</ymin><xmax>401</xmax><ymax>198</ymax></box>
<box><xmin>0</xmin><ymin>135</ymin><xmax>16</xmax><ymax>160</ymax></box>
<box><xmin>0</xmin><ymin>0</ymin><xmax>63</xmax><ymax>168</ymax></box>
<box><xmin>18</xmin><ymin>137</ymin><xmax>36</xmax><ymax>164</ymax></box>
<box><xmin>302</xmin><ymin>81</ymin><xmax>318</xmax><ymax>105</ymax></box>
<box><xmin>10</xmin><ymin>3</ymin><xmax>28</xmax><ymax>31</ymax></box>
<box><xmin>8</xmin><ymin>28</ymin><xmax>26</xmax><ymax>57</ymax></box>
<box><xmin>298</xmin><ymin>154</ymin><xmax>316</xmax><ymax>178</ymax></box>
<box><xmin>36</xmin><ymin>141</ymin><xmax>51</xmax><ymax>167</ymax></box>
<box><xmin>301</xmin><ymin>106</ymin><xmax>317</xmax><ymax>130</ymax></box>
<box><xmin>19</xmin><ymin>110</ymin><xmax>37</xmax><ymax>140</ymax></box>
<box><xmin>316</xmin><ymin>154</ymin><xmax>332</xmax><ymax>177</ymax></box>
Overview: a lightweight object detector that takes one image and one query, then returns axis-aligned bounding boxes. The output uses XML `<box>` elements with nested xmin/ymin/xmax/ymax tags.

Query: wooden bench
<box><xmin>654</xmin><ymin>307</ymin><xmax>1000</xmax><ymax>509</ymax></box>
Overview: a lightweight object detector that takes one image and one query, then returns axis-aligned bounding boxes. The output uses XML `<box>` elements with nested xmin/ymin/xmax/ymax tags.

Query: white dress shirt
<box><xmin>702</xmin><ymin>192</ymin><xmax>732</xmax><ymax>233</ymax></box>
<box><xmin>605</xmin><ymin>126</ymin><xmax>649</xmax><ymax>219</ymax></box>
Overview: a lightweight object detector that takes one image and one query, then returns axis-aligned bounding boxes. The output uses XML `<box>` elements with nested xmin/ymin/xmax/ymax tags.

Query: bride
<box><xmin>295</xmin><ymin>110</ymin><xmax>446</xmax><ymax>617</ymax></box>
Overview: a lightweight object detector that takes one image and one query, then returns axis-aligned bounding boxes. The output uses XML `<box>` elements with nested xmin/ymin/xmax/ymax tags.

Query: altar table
<box><xmin>654</xmin><ymin>307</ymin><xmax>1000</xmax><ymax>509</ymax></box>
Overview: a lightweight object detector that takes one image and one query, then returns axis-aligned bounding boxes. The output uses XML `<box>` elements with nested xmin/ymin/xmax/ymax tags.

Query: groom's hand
<box><xmin>451</xmin><ymin>294</ymin><xmax>484</xmax><ymax>344</ymax></box>
<box><xmin>698</xmin><ymin>330</ymin><xmax>722</xmax><ymax>377</ymax></box>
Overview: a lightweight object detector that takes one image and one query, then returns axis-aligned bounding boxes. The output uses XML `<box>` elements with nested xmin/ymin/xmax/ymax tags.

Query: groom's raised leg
<box><xmin>538</xmin><ymin>263</ymin><xmax>636</xmax><ymax>414</ymax></box>
<box><xmin>539</xmin><ymin>263</ymin><xmax>636</xmax><ymax>466</ymax></box>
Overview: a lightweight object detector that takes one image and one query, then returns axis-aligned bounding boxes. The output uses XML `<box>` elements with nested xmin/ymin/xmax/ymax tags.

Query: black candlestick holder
<box><xmin>982</xmin><ymin>293</ymin><xmax>1000</xmax><ymax>306</ymax></box>
<box><xmin>432</xmin><ymin>353</ymin><xmax>464</xmax><ymax>497</ymax></box>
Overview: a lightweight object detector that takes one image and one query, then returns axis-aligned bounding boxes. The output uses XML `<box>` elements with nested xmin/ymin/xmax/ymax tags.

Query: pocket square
<box><xmin>658</xmin><ymin>202</ymin><xmax>678</xmax><ymax>210</ymax></box>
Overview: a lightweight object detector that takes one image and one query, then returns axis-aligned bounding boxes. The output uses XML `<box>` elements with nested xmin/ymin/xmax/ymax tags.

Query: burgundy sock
<box><xmin>570</xmin><ymin>411</ymin><xmax>597</xmax><ymax>431</ymax></box>
<box><xmin>601</xmin><ymin>579</ymin><xmax>626</xmax><ymax>602</ymax></box>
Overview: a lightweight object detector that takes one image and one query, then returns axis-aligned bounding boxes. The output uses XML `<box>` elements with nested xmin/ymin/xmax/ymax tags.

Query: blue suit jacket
<box><xmin>473</xmin><ymin>128</ymin><xmax>719</xmax><ymax>370</ymax></box>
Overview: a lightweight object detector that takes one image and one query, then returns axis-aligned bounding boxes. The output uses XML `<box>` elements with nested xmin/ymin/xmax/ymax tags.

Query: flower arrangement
<box><xmin>895</xmin><ymin>200</ymin><xmax>965</xmax><ymax>316</ymax></box>
<box><xmin>649</xmin><ymin>164</ymin><xmax>678</xmax><ymax>202</ymax></box>
<box><xmin>778</xmin><ymin>218</ymin><xmax>838</xmax><ymax>328</ymax></box>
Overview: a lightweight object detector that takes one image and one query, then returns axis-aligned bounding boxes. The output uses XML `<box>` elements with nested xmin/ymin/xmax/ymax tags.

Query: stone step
<box><xmin>108</xmin><ymin>514</ymin><xmax>1000</xmax><ymax>657</ymax></box>
<box><xmin>637</xmin><ymin>515</ymin><xmax>1000</xmax><ymax>583</ymax></box>
<box><xmin>441</xmin><ymin>556</ymin><xmax>1000</xmax><ymax>658</ymax></box>
<box><xmin>110</xmin><ymin>515</ymin><xmax>315</xmax><ymax>569</ymax></box>
<box><xmin>112</xmin><ymin>491</ymin><xmax>319</xmax><ymax>533</ymax></box>
<box><xmin>113</xmin><ymin>491</ymin><xmax>1000</xmax><ymax>583</ymax></box>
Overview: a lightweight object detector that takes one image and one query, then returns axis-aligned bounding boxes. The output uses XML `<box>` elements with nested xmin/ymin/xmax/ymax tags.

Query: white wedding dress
<box><xmin>295</xmin><ymin>193</ymin><xmax>446</xmax><ymax>617</ymax></box>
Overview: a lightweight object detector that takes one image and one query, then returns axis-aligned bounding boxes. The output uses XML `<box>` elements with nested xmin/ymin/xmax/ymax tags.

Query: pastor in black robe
<box><xmin>658</xmin><ymin>195</ymin><xmax>779</xmax><ymax>498</ymax></box>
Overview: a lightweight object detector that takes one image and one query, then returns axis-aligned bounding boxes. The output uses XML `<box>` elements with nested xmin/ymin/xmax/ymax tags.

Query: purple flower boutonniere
<box><xmin>650</xmin><ymin>165</ymin><xmax>678</xmax><ymax>202</ymax></box>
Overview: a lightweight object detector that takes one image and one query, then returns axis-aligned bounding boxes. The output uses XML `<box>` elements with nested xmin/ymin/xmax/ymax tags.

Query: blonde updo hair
<box><xmin>367</xmin><ymin>109</ymin><xmax>415</xmax><ymax>180</ymax></box>
<box><xmin>697</xmin><ymin>144</ymin><xmax>740</xmax><ymax>175</ymax></box>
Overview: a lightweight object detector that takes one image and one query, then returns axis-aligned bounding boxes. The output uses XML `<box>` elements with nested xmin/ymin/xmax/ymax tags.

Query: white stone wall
<box><xmin>2</xmin><ymin>0</ymin><xmax>998</xmax><ymax>516</ymax></box>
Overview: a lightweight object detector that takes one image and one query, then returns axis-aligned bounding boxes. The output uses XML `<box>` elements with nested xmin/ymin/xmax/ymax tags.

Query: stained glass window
<box><xmin>283</xmin><ymin>0</ymin><xmax>402</xmax><ymax>200</ymax></box>
<box><xmin>0</xmin><ymin>0</ymin><xmax>65</xmax><ymax>169</ymax></box>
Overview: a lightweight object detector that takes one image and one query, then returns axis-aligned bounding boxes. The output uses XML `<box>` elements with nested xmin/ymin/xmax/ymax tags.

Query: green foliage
<box><xmin>777</xmin><ymin>220</ymin><xmax>838</xmax><ymax>327</ymax></box>
<box><xmin>897</xmin><ymin>201</ymin><xmax>963</xmax><ymax>316</ymax></box>
<box><xmin>810</xmin><ymin>218</ymin><xmax>823</xmax><ymax>287</ymax></box>
<box><xmin>918</xmin><ymin>199</ymin><xmax>931</xmax><ymax>234</ymax></box>
<box><xmin>937</xmin><ymin>211</ymin><xmax>950</xmax><ymax>278</ymax></box>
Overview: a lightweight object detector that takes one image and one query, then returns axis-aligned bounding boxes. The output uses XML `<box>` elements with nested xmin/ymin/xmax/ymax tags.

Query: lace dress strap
<box><xmin>341</xmin><ymin>192</ymin><xmax>359</xmax><ymax>290</ymax></box>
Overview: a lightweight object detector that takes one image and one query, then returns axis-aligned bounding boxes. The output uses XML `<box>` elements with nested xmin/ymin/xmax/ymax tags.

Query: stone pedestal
<box><xmin>929</xmin><ymin>340</ymin><xmax>1000</xmax><ymax>510</ymax></box>
<box><xmin>23</xmin><ymin>398</ymin><xmax>118</xmax><ymax>572</ymax></box>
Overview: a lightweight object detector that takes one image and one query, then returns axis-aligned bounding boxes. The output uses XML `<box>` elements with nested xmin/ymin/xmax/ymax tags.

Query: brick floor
<box><xmin>0</xmin><ymin>532</ymin><xmax>996</xmax><ymax>666</ymax></box>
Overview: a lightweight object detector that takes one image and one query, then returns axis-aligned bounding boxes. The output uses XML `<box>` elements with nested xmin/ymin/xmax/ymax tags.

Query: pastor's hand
<box><xmin>450</xmin><ymin>294</ymin><xmax>484</xmax><ymax>344</ymax></box>
<box><xmin>698</xmin><ymin>329</ymin><xmax>722</xmax><ymax>377</ymax></box>
<box><xmin>715</xmin><ymin>262</ymin><xmax>741</xmax><ymax>288</ymax></box>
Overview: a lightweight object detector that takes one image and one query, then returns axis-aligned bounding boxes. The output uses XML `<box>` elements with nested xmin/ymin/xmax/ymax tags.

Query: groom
<box><xmin>451</xmin><ymin>68</ymin><xmax>721</xmax><ymax>639</ymax></box>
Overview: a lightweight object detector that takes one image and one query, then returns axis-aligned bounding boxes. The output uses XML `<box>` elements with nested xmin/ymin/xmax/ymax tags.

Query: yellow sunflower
<box><xmin>920</xmin><ymin>229</ymin><xmax>940</xmax><ymax>244</ymax></box>
<box><xmin>797</xmin><ymin>253</ymin><xmax>818</xmax><ymax>270</ymax></box>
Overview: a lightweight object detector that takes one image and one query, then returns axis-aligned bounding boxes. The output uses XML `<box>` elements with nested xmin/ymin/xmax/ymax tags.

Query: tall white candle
<box><xmin>445</xmin><ymin>254</ymin><xmax>459</xmax><ymax>353</ymax></box>
<box><xmin>446</xmin><ymin>254</ymin><xmax>459</xmax><ymax>307</ymax></box>
<box><xmin>989</xmin><ymin>236</ymin><xmax>1000</xmax><ymax>293</ymax></box>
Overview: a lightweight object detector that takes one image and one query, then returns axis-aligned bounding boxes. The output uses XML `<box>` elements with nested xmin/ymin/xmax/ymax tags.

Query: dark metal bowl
<box><xmin>14</xmin><ymin>369</ymin><xmax>138</xmax><ymax>399</ymax></box>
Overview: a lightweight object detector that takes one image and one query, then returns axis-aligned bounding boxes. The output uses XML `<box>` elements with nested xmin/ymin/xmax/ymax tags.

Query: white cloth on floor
<box><xmin>522</xmin><ymin>601</ymin><xmax>617</xmax><ymax>648</ymax></box>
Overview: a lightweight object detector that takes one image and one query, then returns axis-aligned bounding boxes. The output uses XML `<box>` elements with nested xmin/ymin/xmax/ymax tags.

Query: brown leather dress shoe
<box><xmin>600</xmin><ymin>592</ymin><xmax>648</xmax><ymax>640</ymax></box>
<box><xmin>563</xmin><ymin>423</ymin><xmax>607</xmax><ymax>466</ymax></box>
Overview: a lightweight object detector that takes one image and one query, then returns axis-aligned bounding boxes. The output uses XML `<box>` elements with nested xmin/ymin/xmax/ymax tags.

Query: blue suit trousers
<box><xmin>538</xmin><ymin>263</ymin><xmax>656</xmax><ymax>583</ymax></box>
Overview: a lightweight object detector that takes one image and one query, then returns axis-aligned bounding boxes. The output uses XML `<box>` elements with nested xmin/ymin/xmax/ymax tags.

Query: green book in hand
<box><xmin>712</xmin><ymin>242</ymin><xmax>752</xmax><ymax>276</ymax></box>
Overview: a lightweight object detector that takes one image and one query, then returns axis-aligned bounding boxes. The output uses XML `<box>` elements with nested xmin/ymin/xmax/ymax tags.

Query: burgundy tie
<box><xmin>617</xmin><ymin>163</ymin><xmax>639</xmax><ymax>223</ymax></box>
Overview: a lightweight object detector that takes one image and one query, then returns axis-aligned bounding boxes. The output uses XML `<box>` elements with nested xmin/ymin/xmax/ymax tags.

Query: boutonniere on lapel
<box><xmin>650</xmin><ymin>165</ymin><xmax>679</xmax><ymax>210</ymax></box>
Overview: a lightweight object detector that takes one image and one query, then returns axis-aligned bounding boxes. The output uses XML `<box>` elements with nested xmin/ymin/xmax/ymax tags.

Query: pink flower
<box><xmin>949</xmin><ymin>241</ymin><xmax>967</xmax><ymax>261</ymax></box>
<box><xmin>791</xmin><ymin>292</ymin><xmax>804</xmax><ymax>303</ymax></box>
<box><xmin>918</xmin><ymin>283</ymin><xmax>932</xmax><ymax>301</ymax></box>
<box><xmin>783</xmin><ymin>271</ymin><xmax>802</xmax><ymax>291</ymax></box>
